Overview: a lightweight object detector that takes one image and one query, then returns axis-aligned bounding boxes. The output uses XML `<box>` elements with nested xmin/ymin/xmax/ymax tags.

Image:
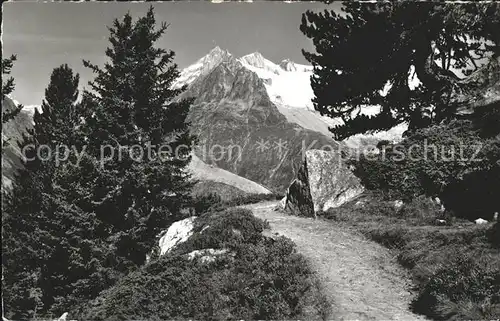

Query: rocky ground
<box><xmin>245</xmin><ymin>201</ymin><xmax>429</xmax><ymax>321</ymax></box>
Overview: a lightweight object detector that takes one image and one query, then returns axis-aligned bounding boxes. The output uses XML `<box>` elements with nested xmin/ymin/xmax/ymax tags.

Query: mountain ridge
<box><xmin>176</xmin><ymin>47</ymin><xmax>340</xmax><ymax>138</ymax></box>
<box><xmin>180</xmin><ymin>47</ymin><xmax>339</xmax><ymax>192</ymax></box>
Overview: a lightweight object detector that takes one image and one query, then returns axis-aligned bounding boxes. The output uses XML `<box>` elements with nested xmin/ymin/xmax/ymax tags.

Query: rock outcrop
<box><xmin>185</xmin><ymin>248</ymin><xmax>234</xmax><ymax>264</ymax></box>
<box><xmin>475</xmin><ymin>218</ymin><xmax>488</xmax><ymax>225</ymax></box>
<box><xmin>283</xmin><ymin>159</ymin><xmax>315</xmax><ymax>217</ymax></box>
<box><xmin>158</xmin><ymin>217</ymin><xmax>197</xmax><ymax>255</ymax></box>
<box><xmin>281</xmin><ymin>150</ymin><xmax>364</xmax><ymax>217</ymax></box>
<box><xmin>2</xmin><ymin>97</ymin><xmax>33</xmax><ymax>190</ymax></box>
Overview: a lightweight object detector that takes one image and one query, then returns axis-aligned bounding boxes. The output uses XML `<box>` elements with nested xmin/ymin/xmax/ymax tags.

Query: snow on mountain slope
<box><xmin>173</xmin><ymin>46</ymin><xmax>233</xmax><ymax>89</ymax></box>
<box><xmin>176</xmin><ymin>48</ymin><xmax>318</xmax><ymax>110</ymax></box>
<box><xmin>342</xmin><ymin>123</ymin><xmax>408</xmax><ymax>150</ymax></box>
<box><xmin>176</xmin><ymin>47</ymin><xmax>406</xmax><ymax>143</ymax></box>
<box><xmin>273</xmin><ymin>103</ymin><xmax>340</xmax><ymax>138</ymax></box>
<box><xmin>10</xmin><ymin>97</ymin><xmax>42</xmax><ymax>119</ymax></box>
<box><xmin>239</xmin><ymin>52</ymin><xmax>282</xmax><ymax>75</ymax></box>
<box><xmin>238</xmin><ymin>52</ymin><xmax>315</xmax><ymax>109</ymax></box>
<box><xmin>279</xmin><ymin>59</ymin><xmax>313</xmax><ymax>72</ymax></box>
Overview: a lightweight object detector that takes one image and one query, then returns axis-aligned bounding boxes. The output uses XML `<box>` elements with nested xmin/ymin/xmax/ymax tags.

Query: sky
<box><xmin>3</xmin><ymin>1</ymin><xmax>341</xmax><ymax>106</ymax></box>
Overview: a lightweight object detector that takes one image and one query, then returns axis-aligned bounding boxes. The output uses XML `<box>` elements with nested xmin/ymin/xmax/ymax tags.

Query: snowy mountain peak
<box><xmin>210</xmin><ymin>45</ymin><xmax>224</xmax><ymax>53</ymax></box>
<box><xmin>23</xmin><ymin>104</ymin><xmax>42</xmax><ymax>116</ymax></box>
<box><xmin>239</xmin><ymin>52</ymin><xmax>281</xmax><ymax>75</ymax></box>
<box><xmin>175</xmin><ymin>48</ymin><xmax>316</xmax><ymax>109</ymax></box>
<box><xmin>7</xmin><ymin>96</ymin><xmax>42</xmax><ymax>117</ymax></box>
<box><xmin>201</xmin><ymin>46</ymin><xmax>232</xmax><ymax>67</ymax></box>
<box><xmin>279</xmin><ymin>59</ymin><xmax>313</xmax><ymax>72</ymax></box>
<box><xmin>172</xmin><ymin>46</ymin><xmax>233</xmax><ymax>88</ymax></box>
<box><xmin>205</xmin><ymin>46</ymin><xmax>231</xmax><ymax>61</ymax></box>
<box><xmin>239</xmin><ymin>52</ymin><xmax>265</xmax><ymax>68</ymax></box>
<box><xmin>279</xmin><ymin>59</ymin><xmax>295</xmax><ymax>71</ymax></box>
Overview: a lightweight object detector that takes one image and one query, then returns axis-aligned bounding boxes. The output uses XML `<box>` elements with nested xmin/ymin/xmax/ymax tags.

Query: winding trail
<box><xmin>244</xmin><ymin>201</ymin><xmax>428</xmax><ymax>321</ymax></box>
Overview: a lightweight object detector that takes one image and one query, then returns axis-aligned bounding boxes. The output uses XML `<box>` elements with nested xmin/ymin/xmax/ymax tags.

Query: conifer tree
<box><xmin>1</xmin><ymin>64</ymin><xmax>97</xmax><ymax>318</ymax></box>
<box><xmin>35</xmin><ymin>64</ymin><xmax>81</xmax><ymax>147</ymax></box>
<box><xmin>80</xmin><ymin>7</ymin><xmax>195</xmax><ymax>266</ymax></box>
<box><xmin>2</xmin><ymin>55</ymin><xmax>24</xmax><ymax>151</ymax></box>
<box><xmin>300</xmin><ymin>2</ymin><xmax>500</xmax><ymax>140</ymax></box>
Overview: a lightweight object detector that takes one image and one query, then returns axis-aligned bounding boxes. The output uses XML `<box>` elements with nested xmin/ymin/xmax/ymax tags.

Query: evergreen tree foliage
<box><xmin>350</xmin><ymin>118</ymin><xmax>500</xmax><ymax>220</ymax></box>
<box><xmin>3</xmin><ymin>8</ymin><xmax>195</xmax><ymax>318</ymax></box>
<box><xmin>2</xmin><ymin>55</ymin><xmax>24</xmax><ymax>150</ymax></box>
<box><xmin>78</xmin><ymin>6</ymin><xmax>195</xmax><ymax>267</ymax></box>
<box><xmin>35</xmin><ymin>64</ymin><xmax>82</xmax><ymax>147</ymax></box>
<box><xmin>301</xmin><ymin>2</ymin><xmax>500</xmax><ymax>140</ymax></box>
<box><xmin>2</xmin><ymin>64</ymin><xmax>87</xmax><ymax>318</ymax></box>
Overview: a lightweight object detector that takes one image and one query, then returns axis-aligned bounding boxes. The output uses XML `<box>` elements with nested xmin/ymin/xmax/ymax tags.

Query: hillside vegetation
<box><xmin>302</xmin><ymin>3</ymin><xmax>500</xmax><ymax>319</ymax></box>
<box><xmin>188</xmin><ymin>154</ymin><xmax>272</xmax><ymax>195</ymax></box>
<box><xmin>79</xmin><ymin>207</ymin><xmax>330</xmax><ymax>320</ymax></box>
<box><xmin>324</xmin><ymin>107</ymin><xmax>500</xmax><ymax>320</ymax></box>
<box><xmin>1</xmin><ymin>8</ymin><xmax>325</xmax><ymax>320</ymax></box>
<box><xmin>319</xmin><ymin>192</ymin><xmax>500</xmax><ymax>320</ymax></box>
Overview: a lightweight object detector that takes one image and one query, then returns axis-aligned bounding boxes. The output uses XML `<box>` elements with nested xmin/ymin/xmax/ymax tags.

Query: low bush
<box><xmin>489</xmin><ymin>222</ymin><xmax>500</xmax><ymax>248</ymax></box>
<box><xmin>367</xmin><ymin>226</ymin><xmax>500</xmax><ymax>320</ymax></box>
<box><xmin>224</xmin><ymin>193</ymin><xmax>283</xmax><ymax>207</ymax></box>
<box><xmin>192</xmin><ymin>192</ymin><xmax>223</xmax><ymax>214</ymax></box>
<box><xmin>349</xmin><ymin>119</ymin><xmax>500</xmax><ymax>221</ymax></box>
<box><xmin>318</xmin><ymin>192</ymin><xmax>445</xmax><ymax>227</ymax></box>
<box><xmin>320</xmin><ymin>192</ymin><xmax>500</xmax><ymax>320</ymax></box>
<box><xmin>192</xmin><ymin>192</ymin><xmax>284</xmax><ymax>216</ymax></box>
<box><xmin>174</xmin><ymin>207</ymin><xmax>270</xmax><ymax>253</ymax></box>
<box><xmin>413</xmin><ymin>254</ymin><xmax>500</xmax><ymax>320</ymax></box>
<box><xmin>78</xmin><ymin>208</ymin><xmax>329</xmax><ymax>320</ymax></box>
<box><xmin>191</xmin><ymin>180</ymin><xmax>248</xmax><ymax>203</ymax></box>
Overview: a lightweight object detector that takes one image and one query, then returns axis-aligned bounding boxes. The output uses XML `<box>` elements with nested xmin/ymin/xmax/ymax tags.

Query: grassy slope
<box><xmin>319</xmin><ymin>192</ymin><xmax>500</xmax><ymax>320</ymax></box>
<box><xmin>191</xmin><ymin>180</ymin><xmax>248</xmax><ymax>202</ymax></box>
<box><xmin>188</xmin><ymin>154</ymin><xmax>272</xmax><ymax>195</ymax></box>
<box><xmin>78</xmin><ymin>207</ymin><xmax>330</xmax><ymax>320</ymax></box>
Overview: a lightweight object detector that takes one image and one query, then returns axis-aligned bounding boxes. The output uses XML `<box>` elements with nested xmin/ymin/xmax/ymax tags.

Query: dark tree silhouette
<box><xmin>301</xmin><ymin>2</ymin><xmax>500</xmax><ymax>140</ymax></box>
<box><xmin>2</xmin><ymin>55</ymin><xmax>24</xmax><ymax>151</ymax></box>
<box><xmin>79</xmin><ymin>6</ymin><xmax>195</xmax><ymax>267</ymax></box>
<box><xmin>2</xmin><ymin>64</ymin><xmax>91</xmax><ymax>318</ymax></box>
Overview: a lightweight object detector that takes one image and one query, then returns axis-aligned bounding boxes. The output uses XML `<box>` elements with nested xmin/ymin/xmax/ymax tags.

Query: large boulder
<box><xmin>283</xmin><ymin>162</ymin><xmax>315</xmax><ymax>217</ymax></box>
<box><xmin>282</xmin><ymin>149</ymin><xmax>364</xmax><ymax>217</ymax></box>
<box><xmin>158</xmin><ymin>217</ymin><xmax>197</xmax><ymax>255</ymax></box>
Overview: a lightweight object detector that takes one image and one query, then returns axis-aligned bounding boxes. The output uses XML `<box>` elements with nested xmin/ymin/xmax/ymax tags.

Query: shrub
<box><xmin>78</xmin><ymin>208</ymin><xmax>328</xmax><ymax>320</ymax></box>
<box><xmin>175</xmin><ymin>208</ymin><xmax>270</xmax><ymax>253</ymax></box>
<box><xmin>489</xmin><ymin>222</ymin><xmax>500</xmax><ymax>248</ymax></box>
<box><xmin>192</xmin><ymin>192</ymin><xmax>223</xmax><ymax>214</ymax></box>
<box><xmin>361</xmin><ymin>220</ymin><xmax>500</xmax><ymax>320</ymax></box>
<box><xmin>320</xmin><ymin>191</ymin><xmax>500</xmax><ymax>320</ymax></box>
<box><xmin>413</xmin><ymin>254</ymin><xmax>500</xmax><ymax>320</ymax></box>
<box><xmin>191</xmin><ymin>180</ymin><xmax>248</xmax><ymax>203</ymax></box>
<box><xmin>350</xmin><ymin>120</ymin><xmax>500</xmax><ymax>220</ymax></box>
<box><xmin>224</xmin><ymin>193</ymin><xmax>283</xmax><ymax>207</ymax></box>
<box><xmin>317</xmin><ymin>192</ymin><xmax>445</xmax><ymax>227</ymax></box>
<box><xmin>398</xmin><ymin>196</ymin><xmax>449</xmax><ymax>225</ymax></box>
<box><xmin>191</xmin><ymin>192</ymin><xmax>283</xmax><ymax>216</ymax></box>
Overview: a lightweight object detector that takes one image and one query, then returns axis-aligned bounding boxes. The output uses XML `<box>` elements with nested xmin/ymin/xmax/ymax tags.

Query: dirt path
<box><xmin>245</xmin><ymin>201</ymin><xmax>428</xmax><ymax>321</ymax></box>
